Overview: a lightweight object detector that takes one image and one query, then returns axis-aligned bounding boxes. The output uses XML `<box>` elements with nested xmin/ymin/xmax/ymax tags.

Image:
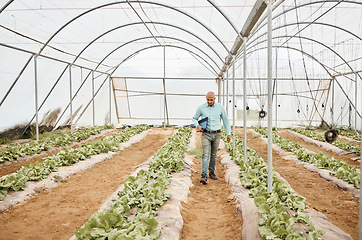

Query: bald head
<box><xmin>206</xmin><ymin>91</ymin><xmax>215</xmax><ymax>98</ymax></box>
<box><xmin>206</xmin><ymin>91</ymin><xmax>216</xmax><ymax>106</ymax></box>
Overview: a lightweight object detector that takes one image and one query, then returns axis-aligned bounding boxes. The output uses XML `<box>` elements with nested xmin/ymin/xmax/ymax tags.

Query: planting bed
<box><xmin>0</xmin><ymin>126</ymin><xmax>359</xmax><ymax>239</ymax></box>
<box><xmin>242</xmin><ymin>128</ymin><xmax>358</xmax><ymax>240</ymax></box>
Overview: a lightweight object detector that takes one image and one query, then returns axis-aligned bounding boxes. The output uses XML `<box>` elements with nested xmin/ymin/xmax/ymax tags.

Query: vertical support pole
<box><xmin>92</xmin><ymin>71</ymin><xmax>95</xmax><ymax>127</ymax></box>
<box><xmin>34</xmin><ymin>55</ymin><xmax>39</xmax><ymax>141</ymax></box>
<box><xmin>232</xmin><ymin>56</ymin><xmax>236</xmax><ymax>151</ymax></box>
<box><xmin>355</xmin><ymin>73</ymin><xmax>357</xmax><ymax>131</ymax></box>
<box><xmin>226</xmin><ymin>69</ymin><xmax>229</xmax><ymax>116</ymax></box>
<box><xmin>217</xmin><ymin>78</ymin><xmax>220</xmax><ymax>103</ymax></box>
<box><xmin>267</xmin><ymin>0</ymin><xmax>273</xmax><ymax>193</ymax></box>
<box><xmin>109</xmin><ymin>75</ymin><xmax>112</xmax><ymax>125</ymax></box>
<box><xmin>275</xmin><ymin>47</ymin><xmax>278</xmax><ymax>131</ymax></box>
<box><xmin>163</xmin><ymin>46</ymin><xmax>167</xmax><ymax>128</ymax></box>
<box><xmin>69</xmin><ymin>65</ymin><xmax>73</xmax><ymax>133</ymax></box>
<box><xmin>223</xmin><ymin>77</ymin><xmax>225</xmax><ymax>107</ymax></box>
<box><xmin>243</xmin><ymin>38</ymin><xmax>247</xmax><ymax>163</ymax></box>
<box><xmin>332</xmin><ymin>78</ymin><xmax>335</xmax><ymax>126</ymax></box>
<box><xmin>359</xmin><ymin>75</ymin><xmax>362</xmax><ymax>240</ymax></box>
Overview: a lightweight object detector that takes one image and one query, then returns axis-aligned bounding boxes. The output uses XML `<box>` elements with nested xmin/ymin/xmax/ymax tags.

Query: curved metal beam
<box><xmin>100</xmin><ymin>35</ymin><xmax>221</xmax><ymax>71</ymax></box>
<box><xmin>0</xmin><ymin>0</ymin><xmax>14</xmax><ymax>14</ymax></box>
<box><xmin>54</xmin><ymin>44</ymin><xmax>219</xmax><ymax>128</ymax></box>
<box><xmin>72</xmin><ymin>22</ymin><xmax>224</xmax><ymax>65</ymax></box>
<box><xmin>108</xmin><ymin>44</ymin><xmax>219</xmax><ymax>76</ymax></box>
<box><xmin>73</xmin><ymin>44</ymin><xmax>220</xmax><ymax>126</ymax></box>
<box><xmin>249</xmin><ymin>0</ymin><xmax>362</xmax><ymax>41</ymax></box>
<box><xmin>246</xmin><ymin>34</ymin><xmax>361</xmax><ymax>82</ymax></box>
<box><xmin>37</xmin><ymin>1</ymin><xmax>229</xmax><ymax>56</ymax></box>
<box><xmin>206</xmin><ymin>0</ymin><xmax>242</xmax><ymax>38</ymax></box>
<box><xmin>237</xmin><ymin>43</ymin><xmax>362</xmax><ymax>119</ymax></box>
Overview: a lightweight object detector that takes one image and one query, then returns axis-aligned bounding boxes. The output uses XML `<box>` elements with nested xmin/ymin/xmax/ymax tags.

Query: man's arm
<box><xmin>221</xmin><ymin>106</ymin><xmax>231</xmax><ymax>135</ymax></box>
<box><xmin>220</xmin><ymin>106</ymin><xmax>232</xmax><ymax>142</ymax></box>
<box><xmin>192</xmin><ymin>106</ymin><xmax>201</xmax><ymax>127</ymax></box>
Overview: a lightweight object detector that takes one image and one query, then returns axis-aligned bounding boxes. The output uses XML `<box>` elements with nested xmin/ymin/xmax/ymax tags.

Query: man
<box><xmin>192</xmin><ymin>91</ymin><xmax>231</xmax><ymax>184</ymax></box>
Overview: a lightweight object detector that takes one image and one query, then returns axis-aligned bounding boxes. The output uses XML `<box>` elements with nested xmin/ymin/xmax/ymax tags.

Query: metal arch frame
<box><xmin>35</xmin><ymin>1</ymin><xmax>229</xmax><ymax>56</ymax></box>
<box><xmin>206</xmin><ymin>0</ymin><xmax>243</xmax><ymax>39</ymax></box>
<box><xmin>96</xmin><ymin>35</ymin><xmax>221</xmax><ymax>72</ymax></box>
<box><xmin>107</xmin><ymin>44</ymin><xmax>219</xmax><ymax>76</ymax></box>
<box><xmin>0</xmin><ymin>0</ymin><xmax>13</xmax><ymax>13</ymax></box>
<box><xmin>16</xmin><ymin>26</ymin><xmax>222</xmax><ymax>127</ymax></box>
<box><xmin>72</xmin><ymin>21</ymin><xmax>224</xmax><ymax>66</ymax></box>
<box><xmin>249</xmin><ymin>0</ymin><xmax>362</xmax><ymax>42</ymax></box>
<box><xmin>236</xmin><ymin>44</ymin><xmax>335</xmax><ymax>124</ymax></box>
<box><xmin>73</xmin><ymin>44</ymin><xmax>220</xmax><ymax>123</ymax></box>
<box><xmin>245</xmin><ymin>34</ymin><xmax>362</xmax><ymax>82</ymax></box>
<box><xmin>237</xmin><ymin>42</ymin><xmax>362</xmax><ymax>119</ymax></box>
<box><xmin>0</xmin><ymin>0</ymin><xmax>231</xmax><ymax>110</ymax></box>
<box><xmin>54</xmin><ymin>44</ymin><xmax>219</xmax><ymax>128</ymax></box>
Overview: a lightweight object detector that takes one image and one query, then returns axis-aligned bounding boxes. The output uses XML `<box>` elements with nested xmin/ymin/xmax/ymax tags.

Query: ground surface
<box><xmin>180</xmin><ymin>133</ymin><xmax>243</xmax><ymax>240</ymax></box>
<box><xmin>0</xmin><ymin>127</ymin><xmax>359</xmax><ymax>240</ymax></box>
<box><xmin>240</xmin><ymin>129</ymin><xmax>359</xmax><ymax>240</ymax></box>
<box><xmin>0</xmin><ymin>128</ymin><xmax>175</xmax><ymax>240</ymax></box>
<box><xmin>0</xmin><ymin>129</ymin><xmax>121</xmax><ymax>177</ymax></box>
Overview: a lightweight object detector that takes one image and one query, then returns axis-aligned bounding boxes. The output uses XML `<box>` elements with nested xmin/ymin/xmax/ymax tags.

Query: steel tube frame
<box><xmin>69</xmin><ymin>65</ymin><xmax>73</xmax><ymax>132</ymax></box>
<box><xmin>34</xmin><ymin>55</ymin><xmax>39</xmax><ymax>141</ymax></box>
<box><xmin>35</xmin><ymin>1</ymin><xmax>229</xmax><ymax>56</ymax></box>
<box><xmin>232</xmin><ymin>57</ymin><xmax>236</xmax><ymax>151</ymax></box>
<box><xmin>360</xmin><ymin>81</ymin><xmax>362</xmax><ymax>240</ymax></box>
<box><xmin>75</xmin><ymin>74</ymin><xmax>109</xmax><ymax>125</ymax></box>
<box><xmin>243</xmin><ymin>38</ymin><xmax>247</xmax><ymax>163</ymax></box>
<box><xmin>226</xmin><ymin>69</ymin><xmax>229</xmax><ymax>116</ymax></box>
<box><xmin>240</xmin><ymin>42</ymin><xmax>362</xmax><ymax>120</ymax></box>
<box><xmin>249</xmin><ymin>0</ymin><xmax>362</xmax><ymax>42</ymax></box>
<box><xmin>274</xmin><ymin>47</ymin><xmax>278</xmax><ymax>130</ymax></box>
<box><xmin>72</xmin><ymin>22</ymin><xmax>224</xmax><ymax>65</ymax></box>
<box><xmin>267</xmin><ymin>1</ymin><xmax>273</xmax><ymax>194</ymax></box>
<box><xmin>92</xmin><ymin>71</ymin><xmax>95</xmax><ymax>126</ymax></box>
<box><xmin>109</xmin><ymin>75</ymin><xmax>112</xmax><ymax>125</ymax></box>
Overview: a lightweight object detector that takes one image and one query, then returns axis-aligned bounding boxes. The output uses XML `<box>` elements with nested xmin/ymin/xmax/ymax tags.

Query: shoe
<box><xmin>209</xmin><ymin>172</ymin><xmax>217</xmax><ymax>180</ymax></box>
<box><xmin>200</xmin><ymin>176</ymin><xmax>207</xmax><ymax>184</ymax></box>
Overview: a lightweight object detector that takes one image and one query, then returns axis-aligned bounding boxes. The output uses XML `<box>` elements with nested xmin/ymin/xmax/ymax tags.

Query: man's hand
<box><xmin>197</xmin><ymin>125</ymin><xmax>204</xmax><ymax>132</ymax></box>
<box><xmin>227</xmin><ymin>135</ymin><xmax>231</xmax><ymax>143</ymax></box>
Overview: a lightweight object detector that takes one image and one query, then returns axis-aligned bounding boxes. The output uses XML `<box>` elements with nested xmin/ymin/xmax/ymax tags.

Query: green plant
<box><xmin>75</xmin><ymin>127</ymin><xmax>192</xmax><ymax>239</ymax></box>
<box><xmin>0</xmin><ymin>137</ymin><xmax>12</xmax><ymax>145</ymax></box>
<box><xmin>222</xmin><ymin>131</ymin><xmax>324</xmax><ymax>239</ymax></box>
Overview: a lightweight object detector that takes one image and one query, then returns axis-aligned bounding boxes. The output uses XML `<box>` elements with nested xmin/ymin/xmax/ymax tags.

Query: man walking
<box><xmin>192</xmin><ymin>91</ymin><xmax>231</xmax><ymax>184</ymax></box>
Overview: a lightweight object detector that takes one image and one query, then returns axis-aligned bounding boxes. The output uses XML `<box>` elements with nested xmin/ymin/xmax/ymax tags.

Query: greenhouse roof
<box><xmin>0</xmin><ymin>0</ymin><xmax>361</xmax><ymax>130</ymax></box>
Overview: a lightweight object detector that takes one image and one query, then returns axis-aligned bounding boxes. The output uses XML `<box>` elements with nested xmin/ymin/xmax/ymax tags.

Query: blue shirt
<box><xmin>192</xmin><ymin>102</ymin><xmax>231</xmax><ymax>135</ymax></box>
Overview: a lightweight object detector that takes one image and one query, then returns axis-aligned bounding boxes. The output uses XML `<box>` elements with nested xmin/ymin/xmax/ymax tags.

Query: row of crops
<box><xmin>0</xmin><ymin>125</ymin><xmax>114</xmax><ymax>163</ymax></box>
<box><xmin>253</xmin><ymin>127</ymin><xmax>360</xmax><ymax>189</ymax></box>
<box><xmin>0</xmin><ymin>125</ymin><xmax>355</xmax><ymax>239</ymax></box>
<box><xmin>292</xmin><ymin>128</ymin><xmax>360</xmax><ymax>155</ymax></box>
<box><xmin>0</xmin><ymin>125</ymin><xmax>149</xmax><ymax>201</ymax></box>
<box><xmin>75</xmin><ymin>126</ymin><xmax>192</xmax><ymax>239</ymax></box>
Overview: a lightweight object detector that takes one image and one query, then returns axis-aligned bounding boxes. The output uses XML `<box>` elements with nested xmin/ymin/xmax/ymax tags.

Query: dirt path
<box><xmin>278</xmin><ymin>130</ymin><xmax>360</xmax><ymax>169</ymax></box>
<box><xmin>0</xmin><ymin>129</ymin><xmax>121</xmax><ymax>177</ymax></box>
<box><xmin>181</xmin><ymin>132</ymin><xmax>243</xmax><ymax>240</ymax></box>
<box><xmin>0</xmin><ymin>128</ymin><xmax>175</xmax><ymax>240</ymax></box>
<box><xmin>242</xmin><ymin>129</ymin><xmax>359</xmax><ymax>240</ymax></box>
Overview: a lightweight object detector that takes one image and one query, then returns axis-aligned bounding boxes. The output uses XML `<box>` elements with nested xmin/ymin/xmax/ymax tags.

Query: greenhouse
<box><xmin>0</xmin><ymin>0</ymin><xmax>361</xmax><ymax>239</ymax></box>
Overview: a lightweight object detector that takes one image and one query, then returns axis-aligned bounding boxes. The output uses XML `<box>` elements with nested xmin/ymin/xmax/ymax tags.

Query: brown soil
<box><xmin>0</xmin><ymin>128</ymin><xmax>175</xmax><ymax>240</ymax></box>
<box><xmin>278</xmin><ymin>130</ymin><xmax>360</xmax><ymax>169</ymax></box>
<box><xmin>0</xmin><ymin>129</ymin><xmax>121</xmax><ymax>177</ymax></box>
<box><xmin>181</xmin><ymin>133</ymin><xmax>243</xmax><ymax>240</ymax></box>
<box><xmin>242</xmin><ymin>129</ymin><xmax>359</xmax><ymax>240</ymax></box>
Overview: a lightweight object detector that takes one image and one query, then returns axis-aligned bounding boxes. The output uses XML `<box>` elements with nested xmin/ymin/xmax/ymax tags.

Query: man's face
<box><xmin>206</xmin><ymin>96</ymin><xmax>215</xmax><ymax>106</ymax></box>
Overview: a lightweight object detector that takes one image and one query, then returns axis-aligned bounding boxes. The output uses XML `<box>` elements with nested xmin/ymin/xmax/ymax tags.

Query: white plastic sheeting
<box><xmin>0</xmin><ymin>0</ymin><xmax>361</xmax><ymax>130</ymax></box>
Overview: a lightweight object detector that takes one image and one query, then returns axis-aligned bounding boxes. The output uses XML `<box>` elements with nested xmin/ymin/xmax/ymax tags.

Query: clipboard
<box><xmin>197</xmin><ymin>117</ymin><xmax>208</xmax><ymax>132</ymax></box>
